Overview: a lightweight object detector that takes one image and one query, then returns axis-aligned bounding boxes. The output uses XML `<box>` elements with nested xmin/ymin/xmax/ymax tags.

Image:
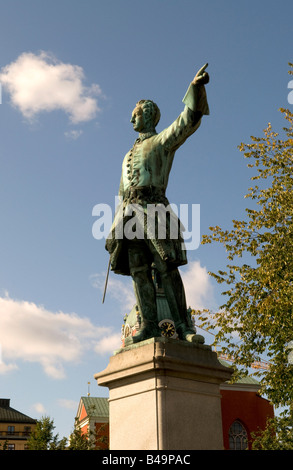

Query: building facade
<box><xmin>220</xmin><ymin>377</ymin><xmax>274</xmax><ymax>450</ymax></box>
<box><xmin>0</xmin><ymin>399</ymin><xmax>37</xmax><ymax>450</ymax></box>
<box><xmin>75</xmin><ymin>396</ymin><xmax>109</xmax><ymax>450</ymax></box>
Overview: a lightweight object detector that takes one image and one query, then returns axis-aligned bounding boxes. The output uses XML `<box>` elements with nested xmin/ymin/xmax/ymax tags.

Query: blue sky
<box><xmin>0</xmin><ymin>0</ymin><xmax>292</xmax><ymax>439</ymax></box>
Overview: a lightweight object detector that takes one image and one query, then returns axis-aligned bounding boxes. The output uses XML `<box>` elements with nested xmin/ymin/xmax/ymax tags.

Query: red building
<box><xmin>220</xmin><ymin>374</ymin><xmax>274</xmax><ymax>450</ymax></box>
<box><xmin>75</xmin><ymin>396</ymin><xmax>109</xmax><ymax>450</ymax></box>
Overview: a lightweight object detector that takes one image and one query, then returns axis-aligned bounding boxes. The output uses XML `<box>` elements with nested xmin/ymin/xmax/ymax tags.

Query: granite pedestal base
<box><xmin>94</xmin><ymin>337</ymin><xmax>233</xmax><ymax>450</ymax></box>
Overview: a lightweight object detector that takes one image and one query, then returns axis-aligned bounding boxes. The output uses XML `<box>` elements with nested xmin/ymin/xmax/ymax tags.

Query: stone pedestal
<box><xmin>94</xmin><ymin>337</ymin><xmax>233</xmax><ymax>450</ymax></box>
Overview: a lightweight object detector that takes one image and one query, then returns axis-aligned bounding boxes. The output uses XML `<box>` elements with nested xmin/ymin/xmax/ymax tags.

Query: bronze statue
<box><xmin>106</xmin><ymin>64</ymin><xmax>210</xmax><ymax>344</ymax></box>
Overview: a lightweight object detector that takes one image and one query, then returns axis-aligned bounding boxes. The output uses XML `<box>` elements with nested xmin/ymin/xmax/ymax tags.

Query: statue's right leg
<box><xmin>148</xmin><ymin>245</ymin><xmax>205</xmax><ymax>344</ymax></box>
<box><xmin>125</xmin><ymin>241</ymin><xmax>161</xmax><ymax>344</ymax></box>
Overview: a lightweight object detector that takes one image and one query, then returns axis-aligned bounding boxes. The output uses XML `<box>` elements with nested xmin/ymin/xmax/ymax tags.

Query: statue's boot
<box><xmin>125</xmin><ymin>320</ymin><xmax>161</xmax><ymax>345</ymax></box>
<box><xmin>160</xmin><ymin>271</ymin><xmax>205</xmax><ymax>344</ymax></box>
<box><xmin>125</xmin><ymin>268</ymin><xmax>161</xmax><ymax>345</ymax></box>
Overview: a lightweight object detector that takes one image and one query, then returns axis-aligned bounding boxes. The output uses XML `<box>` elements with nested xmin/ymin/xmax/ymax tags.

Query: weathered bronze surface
<box><xmin>106</xmin><ymin>64</ymin><xmax>210</xmax><ymax>345</ymax></box>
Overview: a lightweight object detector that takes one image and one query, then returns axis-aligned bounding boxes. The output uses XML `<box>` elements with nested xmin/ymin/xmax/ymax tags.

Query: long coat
<box><xmin>106</xmin><ymin>82</ymin><xmax>209</xmax><ymax>275</ymax></box>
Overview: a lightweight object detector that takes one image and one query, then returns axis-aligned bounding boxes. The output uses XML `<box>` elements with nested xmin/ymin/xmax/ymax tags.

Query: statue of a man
<box><xmin>106</xmin><ymin>64</ymin><xmax>210</xmax><ymax>344</ymax></box>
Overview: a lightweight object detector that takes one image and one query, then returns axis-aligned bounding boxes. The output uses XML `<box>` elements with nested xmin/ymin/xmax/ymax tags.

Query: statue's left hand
<box><xmin>192</xmin><ymin>63</ymin><xmax>209</xmax><ymax>86</ymax></box>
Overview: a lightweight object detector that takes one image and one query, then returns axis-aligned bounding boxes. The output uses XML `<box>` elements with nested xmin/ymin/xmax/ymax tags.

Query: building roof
<box><xmin>79</xmin><ymin>397</ymin><xmax>109</xmax><ymax>419</ymax></box>
<box><xmin>218</xmin><ymin>359</ymin><xmax>261</xmax><ymax>393</ymax></box>
<box><xmin>218</xmin><ymin>359</ymin><xmax>260</xmax><ymax>385</ymax></box>
<box><xmin>233</xmin><ymin>375</ymin><xmax>260</xmax><ymax>385</ymax></box>
<box><xmin>0</xmin><ymin>399</ymin><xmax>36</xmax><ymax>424</ymax></box>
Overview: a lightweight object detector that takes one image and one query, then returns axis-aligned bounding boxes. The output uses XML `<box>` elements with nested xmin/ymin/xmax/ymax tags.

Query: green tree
<box><xmin>200</xmin><ymin>64</ymin><xmax>293</xmax><ymax>413</ymax></box>
<box><xmin>0</xmin><ymin>440</ymin><xmax>8</xmax><ymax>450</ymax></box>
<box><xmin>95</xmin><ymin>423</ymin><xmax>109</xmax><ymax>450</ymax></box>
<box><xmin>67</xmin><ymin>418</ymin><xmax>91</xmax><ymax>450</ymax></box>
<box><xmin>251</xmin><ymin>409</ymin><xmax>293</xmax><ymax>450</ymax></box>
<box><xmin>68</xmin><ymin>406</ymin><xmax>109</xmax><ymax>450</ymax></box>
<box><xmin>27</xmin><ymin>416</ymin><xmax>67</xmax><ymax>450</ymax></box>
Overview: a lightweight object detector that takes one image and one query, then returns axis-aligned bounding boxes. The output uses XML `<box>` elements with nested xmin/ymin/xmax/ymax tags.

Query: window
<box><xmin>23</xmin><ymin>426</ymin><xmax>31</xmax><ymax>436</ymax></box>
<box><xmin>228</xmin><ymin>420</ymin><xmax>248</xmax><ymax>450</ymax></box>
<box><xmin>7</xmin><ymin>444</ymin><xmax>15</xmax><ymax>450</ymax></box>
<box><xmin>7</xmin><ymin>426</ymin><xmax>15</xmax><ymax>435</ymax></box>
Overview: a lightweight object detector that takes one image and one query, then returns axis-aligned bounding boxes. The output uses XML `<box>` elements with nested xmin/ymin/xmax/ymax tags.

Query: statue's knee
<box><xmin>130</xmin><ymin>264</ymin><xmax>149</xmax><ymax>281</ymax></box>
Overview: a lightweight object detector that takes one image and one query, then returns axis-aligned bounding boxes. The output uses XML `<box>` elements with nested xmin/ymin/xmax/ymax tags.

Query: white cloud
<box><xmin>0</xmin><ymin>362</ymin><xmax>18</xmax><ymax>374</ymax></box>
<box><xmin>180</xmin><ymin>260</ymin><xmax>214</xmax><ymax>310</ymax></box>
<box><xmin>0</xmin><ymin>295</ymin><xmax>113</xmax><ymax>379</ymax></box>
<box><xmin>64</xmin><ymin>129</ymin><xmax>83</xmax><ymax>139</ymax></box>
<box><xmin>90</xmin><ymin>273</ymin><xmax>135</xmax><ymax>312</ymax></box>
<box><xmin>94</xmin><ymin>333</ymin><xmax>122</xmax><ymax>354</ymax></box>
<box><xmin>32</xmin><ymin>402</ymin><xmax>46</xmax><ymax>415</ymax></box>
<box><xmin>57</xmin><ymin>399</ymin><xmax>78</xmax><ymax>410</ymax></box>
<box><xmin>0</xmin><ymin>51</ymin><xmax>101</xmax><ymax>123</ymax></box>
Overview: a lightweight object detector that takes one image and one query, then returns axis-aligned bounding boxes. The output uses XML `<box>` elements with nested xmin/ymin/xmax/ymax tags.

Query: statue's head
<box><xmin>130</xmin><ymin>99</ymin><xmax>161</xmax><ymax>133</ymax></box>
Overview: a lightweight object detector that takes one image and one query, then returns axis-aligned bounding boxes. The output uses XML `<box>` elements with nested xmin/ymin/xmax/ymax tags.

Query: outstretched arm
<box><xmin>159</xmin><ymin>64</ymin><xmax>210</xmax><ymax>150</ymax></box>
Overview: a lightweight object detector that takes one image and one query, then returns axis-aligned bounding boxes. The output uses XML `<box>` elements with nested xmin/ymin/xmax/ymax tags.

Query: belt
<box><xmin>124</xmin><ymin>186</ymin><xmax>166</xmax><ymax>202</ymax></box>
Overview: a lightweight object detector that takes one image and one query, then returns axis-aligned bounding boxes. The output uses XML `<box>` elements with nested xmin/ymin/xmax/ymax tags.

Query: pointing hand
<box><xmin>192</xmin><ymin>63</ymin><xmax>209</xmax><ymax>85</ymax></box>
